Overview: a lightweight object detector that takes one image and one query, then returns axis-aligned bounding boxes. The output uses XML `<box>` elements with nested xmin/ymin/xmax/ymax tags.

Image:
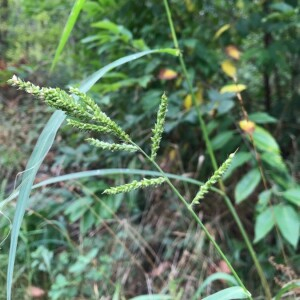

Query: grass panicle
<box><xmin>150</xmin><ymin>93</ymin><xmax>168</xmax><ymax>160</ymax></box>
<box><xmin>103</xmin><ymin>177</ymin><xmax>166</xmax><ymax>195</ymax></box>
<box><xmin>8</xmin><ymin>76</ymin><xmax>131</xmax><ymax>142</ymax></box>
<box><xmin>87</xmin><ymin>138</ymin><xmax>138</xmax><ymax>152</ymax></box>
<box><xmin>191</xmin><ymin>151</ymin><xmax>236</xmax><ymax>206</ymax></box>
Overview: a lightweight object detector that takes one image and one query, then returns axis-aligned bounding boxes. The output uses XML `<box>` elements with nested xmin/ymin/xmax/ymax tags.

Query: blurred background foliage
<box><xmin>0</xmin><ymin>0</ymin><xmax>299</xmax><ymax>299</ymax></box>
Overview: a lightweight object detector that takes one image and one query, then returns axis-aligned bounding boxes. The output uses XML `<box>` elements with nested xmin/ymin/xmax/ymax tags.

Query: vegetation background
<box><xmin>0</xmin><ymin>0</ymin><xmax>299</xmax><ymax>299</ymax></box>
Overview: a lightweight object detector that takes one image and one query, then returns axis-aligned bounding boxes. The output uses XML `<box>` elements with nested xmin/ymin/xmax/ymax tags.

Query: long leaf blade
<box><xmin>6</xmin><ymin>48</ymin><xmax>178</xmax><ymax>300</ymax></box>
<box><xmin>50</xmin><ymin>0</ymin><xmax>86</xmax><ymax>72</ymax></box>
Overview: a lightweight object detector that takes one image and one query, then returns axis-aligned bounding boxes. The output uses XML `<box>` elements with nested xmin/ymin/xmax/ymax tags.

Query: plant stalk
<box><xmin>163</xmin><ymin>1</ymin><xmax>272</xmax><ymax>299</ymax></box>
<box><xmin>137</xmin><ymin>146</ymin><xmax>252</xmax><ymax>299</ymax></box>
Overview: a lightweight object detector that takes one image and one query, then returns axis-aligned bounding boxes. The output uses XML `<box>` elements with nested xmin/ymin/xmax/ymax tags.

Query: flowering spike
<box><xmin>191</xmin><ymin>151</ymin><xmax>237</xmax><ymax>206</ymax></box>
<box><xmin>8</xmin><ymin>76</ymin><xmax>131</xmax><ymax>142</ymax></box>
<box><xmin>103</xmin><ymin>177</ymin><xmax>166</xmax><ymax>195</ymax></box>
<box><xmin>87</xmin><ymin>138</ymin><xmax>138</xmax><ymax>152</ymax></box>
<box><xmin>151</xmin><ymin>93</ymin><xmax>168</xmax><ymax>160</ymax></box>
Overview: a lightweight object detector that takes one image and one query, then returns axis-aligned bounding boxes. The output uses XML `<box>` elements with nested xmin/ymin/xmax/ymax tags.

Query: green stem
<box><xmin>163</xmin><ymin>0</ymin><xmax>221</xmax><ymax>188</ymax></box>
<box><xmin>137</xmin><ymin>146</ymin><xmax>252</xmax><ymax>299</ymax></box>
<box><xmin>163</xmin><ymin>1</ymin><xmax>272</xmax><ymax>299</ymax></box>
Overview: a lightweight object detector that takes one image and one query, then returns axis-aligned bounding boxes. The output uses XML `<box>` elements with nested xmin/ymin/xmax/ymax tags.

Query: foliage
<box><xmin>1</xmin><ymin>0</ymin><xmax>300</xmax><ymax>299</ymax></box>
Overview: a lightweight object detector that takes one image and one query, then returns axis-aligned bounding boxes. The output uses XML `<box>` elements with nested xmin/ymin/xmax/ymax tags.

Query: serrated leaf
<box><xmin>254</xmin><ymin>207</ymin><xmax>275</xmax><ymax>243</ymax></box>
<box><xmin>221</xmin><ymin>60</ymin><xmax>237</xmax><ymax>79</ymax></box>
<box><xmin>235</xmin><ymin>169</ymin><xmax>261</xmax><ymax>203</ymax></box>
<box><xmin>203</xmin><ymin>286</ymin><xmax>251</xmax><ymax>300</ymax></box>
<box><xmin>213</xmin><ymin>24</ymin><xmax>231</xmax><ymax>40</ymax></box>
<box><xmin>274</xmin><ymin>205</ymin><xmax>300</xmax><ymax>248</ymax></box>
<box><xmin>220</xmin><ymin>84</ymin><xmax>247</xmax><ymax>93</ymax></box>
<box><xmin>282</xmin><ymin>188</ymin><xmax>300</xmax><ymax>207</ymax></box>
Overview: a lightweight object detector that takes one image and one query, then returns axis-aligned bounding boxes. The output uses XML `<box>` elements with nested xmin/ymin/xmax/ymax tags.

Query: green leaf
<box><xmin>65</xmin><ymin>197</ymin><xmax>93</xmax><ymax>222</ymax></box>
<box><xmin>274</xmin><ymin>281</ymin><xmax>300</xmax><ymax>300</ymax></box>
<box><xmin>256</xmin><ymin>190</ymin><xmax>272</xmax><ymax>213</ymax></box>
<box><xmin>282</xmin><ymin>188</ymin><xmax>300</xmax><ymax>207</ymax></box>
<box><xmin>223</xmin><ymin>151</ymin><xmax>252</xmax><ymax>180</ymax></box>
<box><xmin>203</xmin><ymin>287</ymin><xmax>251</xmax><ymax>300</ymax></box>
<box><xmin>7</xmin><ymin>48</ymin><xmax>175</xmax><ymax>300</ymax></box>
<box><xmin>261</xmin><ymin>152</ymin><xmax>287</xmax><ymax>173</ymax></box>
<box><xmin>211</xmin><ymin>131</ymin><xmax>234</xmax><ymax>150</ymax></box>
<box><xmin>129</xmin><ymin>296</ymin><xmax>172</xmax><ymax>300</ymax></box>
<box><xmin>254</xmin><ymin>207</ymin><xmax>275</xmax><ymax>243</ymax></box>
<box><xmin>253</xmin><ymin>126</ymin><xmax>280</xmax><ymax>153</ymax></box>
<box><xmin>50</xmin><ymin>0</ymin><xmax>86</xmax><ymax>71</ymax></box>
<box><xmin>235</xmin><ymin>169</ymin><xmax>261</xmax><ymax>204</ymax></box>
<box><xmin>248</xmin><ymin>112</ymin><xmax>277</xmax><ymax>124</ymax></box>
<box><xmin>193</xmin><ymin>272</ymin><xmax>238</xmax><ymax>299</ymax></box>
<box><xmin>274</xmin><ymin>205</ymin><xmax>300</xmax><ymax>248</ymax></box>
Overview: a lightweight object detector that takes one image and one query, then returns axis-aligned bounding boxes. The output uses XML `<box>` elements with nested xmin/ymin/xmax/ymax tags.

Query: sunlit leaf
<box><xmin>225</xmin><ymin>45</ymin><xmax>241</xmax><ymax>60</ymax></box>
<box><xmin>220</xmin><ymin>84</ymin><xmax>247</xmax><ymax>93</ymax></box>
<box><xmin>239</xmin><ymin>119</ymin><xmax>256</xmax><ymax>134</ymax></box>
<box><xmin>158</xmin><ymin>68</ymin><xmax>178</xmax><ymax>80</ymax></box>
<box><xmin>221</xmin><ymin>60</ymin><xmax>237</xmax><ymax>79</ymax></box>
<box><xmin>214</xmin><ymin>24</ymin><xmax>231</xmax><ymax>40</ymax></box>
<box><xmin>184</xmin><ymin>94</ymin><xmax>193</xmax><ymax>110</ymax></box>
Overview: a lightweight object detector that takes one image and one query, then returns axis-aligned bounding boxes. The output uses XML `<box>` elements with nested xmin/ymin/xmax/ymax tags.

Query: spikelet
<box><xmin>87</xmin><ymin>138</ymin><xmax>138</xmax><ymax>152</ymax></box>
<box><xmin>190</xmin><ymin>151</ymin><xmax>236</xmax><ymax>206</ymax></box>
<box><xmin>151</xmin><ymin>93</ymin><xmax>168</xmax><ymax>160</ymax></box>
<box><xmin>8</xmin><ymin>76</ymin><xmax>131</xmax><ymax>142</ymax></box>
<box><xmin>103</xmin><ymin>177</ymin><xmax>166</xmax><ymax>195</ymax></box>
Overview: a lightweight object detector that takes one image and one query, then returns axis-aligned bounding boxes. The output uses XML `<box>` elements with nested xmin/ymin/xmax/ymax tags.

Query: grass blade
<box><xmin>50</xmin><ymin>0</ymin><xmax>86</xmax><ymax>72</ymax></box>
<box><xmin>6</xmin><ymin>48</ymin><xmax>178</xmax><ymax>300</ymax></box>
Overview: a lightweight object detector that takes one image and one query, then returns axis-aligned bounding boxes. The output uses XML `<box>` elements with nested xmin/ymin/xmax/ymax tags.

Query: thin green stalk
<box><xmin>163</xmin><ymin>0</ymin><xmax>221</xmax><ymax>188</ymax></box>
<box><xmin>220</xmin><ymin>193</ymin><xmax>272</xmax><ymax>299</ymax></box>
<box><xmin>163</xmin><ymin>1</ymin><xmax>272</xmax><ymax>298</ymax></box>
<box><xmin>136</xmin><ymin>146</ymin><xmax>252</xmax><ymax>299</ymax></box>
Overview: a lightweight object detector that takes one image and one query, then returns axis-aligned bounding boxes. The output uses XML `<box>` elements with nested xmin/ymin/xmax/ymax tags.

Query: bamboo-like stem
<box><xmin>163</xmin><ymin>1</ymin><xmax>272</xmax><ymax>299</ymax></box>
